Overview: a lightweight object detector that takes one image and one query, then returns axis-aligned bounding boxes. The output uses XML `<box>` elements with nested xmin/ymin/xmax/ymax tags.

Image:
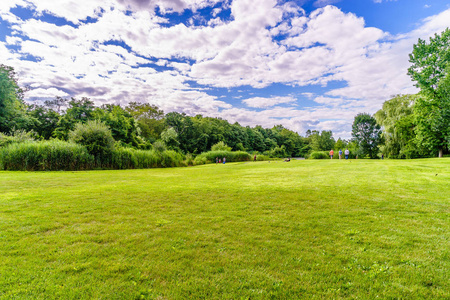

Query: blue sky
<box><xmin>1</xmin><ymin>0</ymin><xmax>450</xmax><ymax>138</ymax></box>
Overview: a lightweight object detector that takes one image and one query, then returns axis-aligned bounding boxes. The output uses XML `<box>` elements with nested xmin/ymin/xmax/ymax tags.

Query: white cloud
<box><xmin>243</xmin><ymin>96</ymin><xmax>297</xmax><ymax>108</ymax></box>
<box><xmin>26</xmin><ymin>87</ymin><xmax>69</xmax><ymax>99</ymax></box>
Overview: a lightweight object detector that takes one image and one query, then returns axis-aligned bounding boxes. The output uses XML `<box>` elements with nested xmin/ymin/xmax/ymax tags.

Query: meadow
<box><xmin>0</xmin><ymin>158</ymin><xmax>449</xmax><ymax>299</ymax></box>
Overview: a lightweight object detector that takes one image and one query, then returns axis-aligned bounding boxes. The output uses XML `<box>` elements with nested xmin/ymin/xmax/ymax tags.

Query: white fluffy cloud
<box><xmin>243</xmin><ymin>96</ymin><xmax>297</xmax><ymax>108</ymax></box>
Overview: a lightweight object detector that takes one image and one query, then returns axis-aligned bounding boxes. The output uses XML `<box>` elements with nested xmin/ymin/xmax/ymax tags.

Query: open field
<box><xmin>0</xmin><ymin>159</ymin><xmax>449</xmax><ymax>299</ymax></box>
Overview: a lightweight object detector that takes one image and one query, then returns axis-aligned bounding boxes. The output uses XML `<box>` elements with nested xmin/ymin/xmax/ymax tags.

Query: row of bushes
<box><xmin>0</xmin><ymin>140</ymin><xmax>185</xmax><ymax>171</ymax></box>
<box><xmin>308</xmin><ymin>151</ymin><xmax>358</xmax><ymax>159</ymax></box>
<box><xmin>193</xmin><ymin>150</ymin><xmax>251</xmax><ymax>165</ymax></box>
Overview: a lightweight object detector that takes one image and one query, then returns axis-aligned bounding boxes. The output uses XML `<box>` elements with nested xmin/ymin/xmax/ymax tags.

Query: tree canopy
<box><xmin>408</xmin><ymin>28</ymin><xmax>450</xmax><ymax>157</ymax></box>
<box><xmin>352</xmin><ymin>113</ymin><xmax>382</xmax><ymax>159</ymax></box>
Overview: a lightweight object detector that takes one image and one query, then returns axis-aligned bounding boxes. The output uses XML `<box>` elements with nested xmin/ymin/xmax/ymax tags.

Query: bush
<box><xmin>153</xmin><ymin>140</ymin><xmax>166</xmax><ymax>153</ymax></box>
<box><xmin>0</xmin><ymin>129</ymin><xmax>36</xmax><ymax>148</ymax></box>
<box><xmin>96</xmin><ymin>148</ymin><xmax>185</xmax><ymax>169</ymax></box>
<box><xmin>69</xmin><ymin>120</ymin><xmax>115</xmax><ymax>161</ymax></box>
<box><xmin>0</xmin><ymin>140</ymin><xmax>93</xmax><ymax>171</ymax></box>
<box><xmin>309</xmin><ymin>151</ymin><xmax>330</xmax><ymax>159</ymax></box>
<box><xmin>270</xmin><ymin>145</ymin><xmax>287</xmax><ymax>158</ymax></box>
<box><xmin>256</xmin><ymin>154</ymin><xmax>270</xmax><ymax>161</ymax></box>
<box><xmin>211</xmin><ymin>141</ymin><xmax>232</xmax><ymax>152</ymax></box>
<box><xmin>184</xmin><ymin>153</ymin><xmax>194</xmax><ymax>166</ymax></box>
<box><xmin>194</xmin><ymin>150</ymin><xmax>251</xmax><ymax>165</ymax></box>
<box><xmin>0</xmin><ymin>139</ymin><xmax>186</xmax><ymax>171</ymax></box>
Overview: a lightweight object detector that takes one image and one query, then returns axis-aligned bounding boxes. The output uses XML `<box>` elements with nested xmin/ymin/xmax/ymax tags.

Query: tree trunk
<box><xmin>439</xmin><ymin>148</ymin><xmax>443</xmax><ymax>158</ymax></box>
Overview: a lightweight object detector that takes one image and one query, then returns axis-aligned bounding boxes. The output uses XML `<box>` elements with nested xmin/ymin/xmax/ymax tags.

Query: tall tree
<box><xmin>53</xmin><ymin>97</ymin><xmax>96</xmax><ymax>140</ymax></box>
<box><xmin>94</xmin><ymin>104</ymin><xmax>139</xmax><ymax>146</ymax></box>
<box><xmin>0</xmin><ymin>65</ymin><xmax>31</xmax><ymax>132</ymax></box>
<box><xmin>408</xmin><ymin>28</ymin><xmax>450</xmax><ymax>157</ymax></box>
<box><xmin>374</xmin><ymin>94</ymin><xmax>421</xmax><ymax>158</ymax></box>
<box><xmin>125</xmin><ymin>102</ymin><xmax>165</xmax><ymax>142</ymax></box>
<box><xmin>27</xmin><ymin>104</ymin><xmax>61</xmax><ymax>139</ymax></box>
<box><xmin>309</xmin><ymin>130</ymin><xmax>335</xmax><ymax>152</ymax></box>
<box><xmin>352</xmin><ymin>113</ymin><xmax>382</xmax><ymax>159</ymax></box>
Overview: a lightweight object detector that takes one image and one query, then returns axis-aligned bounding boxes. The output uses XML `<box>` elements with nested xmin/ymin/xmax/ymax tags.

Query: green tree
<box><xmin>0</xmin><ymin>65</ymin><xmax>32</xmax><ymax>132</ymax></box>
<box><xmin>125</xmin><ymin>102</ymin><xmax>165</xmax><ymax>142</ymax></box>
<box><xmin>160</xmin><ymin>127</ymin><xmax>180</xmax><ymax>151</ymax></box>
<box><xmin>54</xmin><ymin>97</ymin><xmax>95</xmax><ymax>139</ymax></box>
<box><xmin>27</xmin><ymin>104</ymin><xmax>61</xmax><ymax>139</ymax></box>
<box><xmin>374</xmin><ymin>94</ymin><xmax>421</xmax><ymax>158</ymax></box>
<box><xmin>309</xmin><ymin>130</ymin><xmax>335</xmax><ymax>152</ymax></box>
<box><xmin>334</xmin><ymin>138</ymin><xmax>347</xmax><ymax>152</ymax></box>
<box><xmin>352</xmin><ymin>113</ymin><xmax>382</xmax><ymax>159</ymax></box>
<box><xmin>408</xmin><ymin>28</ymin><xmax>450</xmax><ymax>157</ymax></box>
<box><xmin>94</xmin><ymin>104</ymin><xmax>139</xmax><ymax>146</ymax></box>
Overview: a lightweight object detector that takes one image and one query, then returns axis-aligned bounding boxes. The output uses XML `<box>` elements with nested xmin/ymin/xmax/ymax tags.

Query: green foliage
<box><xmin>0</xmin><ymin>140</ymin><xmax>93</xmax><ymax>170</ymax></box>
<box><xmin>26</xmin><ymin>104</ymin><xmax>60</xmax><ymax>139</ymax></box>
<box><xmin>54</xmin><ymin>97</ymin><xmax>95</xmax><ymax>140</ymax></box>
<box><xmin>94</xmin><ymin>104</ymin><xmax>139</xmax><ymax>146</ymax></box>
<box><xmin>165</xmin><ymin>112</ymin><xmax>200</xmax><ymax>153</ymax></box>
<box><xmin>161</xmin><ymin>127</ymin><xmax>180</xmax><ymax>151</ymax></box>
<box><xmin>68</xmin><ymin>120</ymin><xmax>115</xmax><ymax>159</ymax></box>
<box><xmin>308</xmin><ymin>151</ymin><xmax>329</xmax><ymax>159</ymax></box>
<box><xmin>152</xmin><ymin>140</ymin><xmax>167</xmax><ymax>153</ymax></box>
<box><xmin>0</xmin><ymin>129</ymin><xmax>36</xmax><ymax>148</ymax></box>
<box><xmin>352</xmin><ymin>113</ymin><xmax>382</xmax><ymax>159</ymax></box>
<box><xmin>334</xmin><ymin>138</ymin><xmax>347</xmax><ymax>151</ymax></box>
<box><xmin>0</xmin><ymin>139</ymin><xmax>184</xmax><ymax>171</ymax></box>
<box><xmin>270</xmin><ymin>145</ymin><xmax>287</xmax><ymax>158</ymax></box>
<box><xmin>0</xmin><ymin>65</ymin><xmax>32</xmax><ymax>132</ymax></box>
<box><xmin>193</xmin><ymin>150</ymin><xmax>251</xmax><ymax>165</ymax></box>
<box><xmin>307</xmin><ymin>130</ymin><xmax>335</xmax><ymax>152</ymax></box>
<box><xmin>375</xmin><ymin>95</ymin><xmax>423</xmax><ymax>159</ymax></box>
<box><xmin>105</xmin><ymin>148</ymin><xmax>184</xmax><ymax>169</ymax></box>
<box><xmin>413</xmin><ymin>95</ymin><xmax>450</xmax><ymax>157</ymax></box>
<box><xmin>125</xmin><ymin>102</ymin><xmax>165</xmax><ymax>142</ymax></box>
<box><xmin>211</xmin><ymin>141</ymin><xmax>232</xmax><ymax>151</ymax></box>
<box><xmin>408</xmin><ymin>28</ymin><xmax>450</xmax><ymax>98</ymax></box>
<box><xmin>408</xmin><ymin>28</ymin><xmax>450</xmax><ymax>157</ymax></box>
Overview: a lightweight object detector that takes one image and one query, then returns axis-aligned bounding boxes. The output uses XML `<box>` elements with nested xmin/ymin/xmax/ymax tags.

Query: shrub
<box><xmin>270</xmin><ymin>145</ymin><xmax>287</xmax><ymax>158</ymax></box>
<box><xmin>0</xmin><ymin>129</ymin><xmax>36</xmax><ymax>148</ymax></box>
<box><xmin>0</xmin><ymin>140</ymin><xmax>93</xmax><ymax>171</ymax></box>
<box><xmin>211</xmin><ymin>141</ymin><xmax>232</xmax><ymax>152</ymax></box>
<box><xmin>99</xmin><ymin>148</ymin><xmax>184</xmax><ymax>169</ymax></box>
<box><xmin>309</xmin><ymin>151</ymin><xmax>330</xmax><ymax>159</ymax></box>
<box><xmin>256</xmin><ymin>154</ymin><xmax>270</xmax><ymax>161</ymax></box>
<box><xmin>69</xmin><ymin>120</ymin><xmax>115</xmax><ymax>161</ymax></box>
<box><xmin>194</xmin><ymin>150</ymin><xmax>251</xmax><ymax>165</ymax></box>
<box><xmin>153</xmin><ymin>140</ymin><xmax>166</xmax><ymax>153</ymax></box>
<box><xmin>184</xmin><ymin>153</ymin><xmax>194</xmax><ymax>166</ymax></box>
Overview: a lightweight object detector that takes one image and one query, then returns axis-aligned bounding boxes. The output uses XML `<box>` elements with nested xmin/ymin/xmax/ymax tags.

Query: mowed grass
<box><xmin>0</xmin><ymin>159</ymin><xmax>449</xmax><ymax>299</ymax></box>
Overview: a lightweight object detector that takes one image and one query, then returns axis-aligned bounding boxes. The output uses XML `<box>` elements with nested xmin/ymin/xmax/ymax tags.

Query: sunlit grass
<box><xmin>0</xmin><ymin>158</ymin><xmax>449</xmax><ymax>299</ymax></box>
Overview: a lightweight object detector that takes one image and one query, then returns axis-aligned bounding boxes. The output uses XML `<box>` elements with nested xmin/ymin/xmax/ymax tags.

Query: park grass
<box><xmin>0</xmin><ymin>158</ymin><xmax>449</xmax><ymax>299</ymax></box>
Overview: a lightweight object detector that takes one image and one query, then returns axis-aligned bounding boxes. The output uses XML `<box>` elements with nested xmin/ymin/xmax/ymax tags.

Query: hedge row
<box><xmin>194</xmin><ymin>150</ymin><xmax>251</xmax><ymax>165</ymax></box>
<box><xmin>0</xmin><ymin>141</ymin><xmax>184</xmax><ymax>171</ymax></box>
<box><xmin>0</xmin><ymin>140</ymin><xmax>93</xmax><ymax>171</ymax></box>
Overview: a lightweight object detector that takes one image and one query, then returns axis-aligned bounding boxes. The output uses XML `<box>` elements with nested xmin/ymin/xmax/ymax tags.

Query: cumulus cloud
<box><xmin>26</xmin><ymin>87</ymin><xmax>70</xmax><ymax>99</ymax></box>
<box><xmin>243</xmin><ymin>96</ymin><xmax>297</xmax><ymax>108</ymax></box>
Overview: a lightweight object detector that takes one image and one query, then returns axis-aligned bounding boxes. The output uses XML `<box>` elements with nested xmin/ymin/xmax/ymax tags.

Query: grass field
<box><xmin>0</xmin><ymin>158</ymin><xmax>449</xmax><ymax>299</ymax></box>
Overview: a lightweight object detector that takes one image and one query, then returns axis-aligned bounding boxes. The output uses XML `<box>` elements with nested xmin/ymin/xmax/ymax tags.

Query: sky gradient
<box><xmin>1</xmin><ymin>0</ymin><xmax>450</xmax><ymax>138</ymax></box>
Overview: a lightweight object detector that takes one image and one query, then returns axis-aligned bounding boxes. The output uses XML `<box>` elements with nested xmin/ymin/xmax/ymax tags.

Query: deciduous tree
<box><xmin>352</xmin><ymin>113</ymin><xmax>382</xmax><ymax>159</ymax></box>
<box><xmin>408</xmin><ymin>28</ymin><xmax>450</xmax><ymax>157</ymax></box>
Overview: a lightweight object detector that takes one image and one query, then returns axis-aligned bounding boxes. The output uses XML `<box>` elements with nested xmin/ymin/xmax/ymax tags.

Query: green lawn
<box><xmin>0</xmin><ymin>159</ymin><xmax>449</xmax><ymax>299</ymax></box>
